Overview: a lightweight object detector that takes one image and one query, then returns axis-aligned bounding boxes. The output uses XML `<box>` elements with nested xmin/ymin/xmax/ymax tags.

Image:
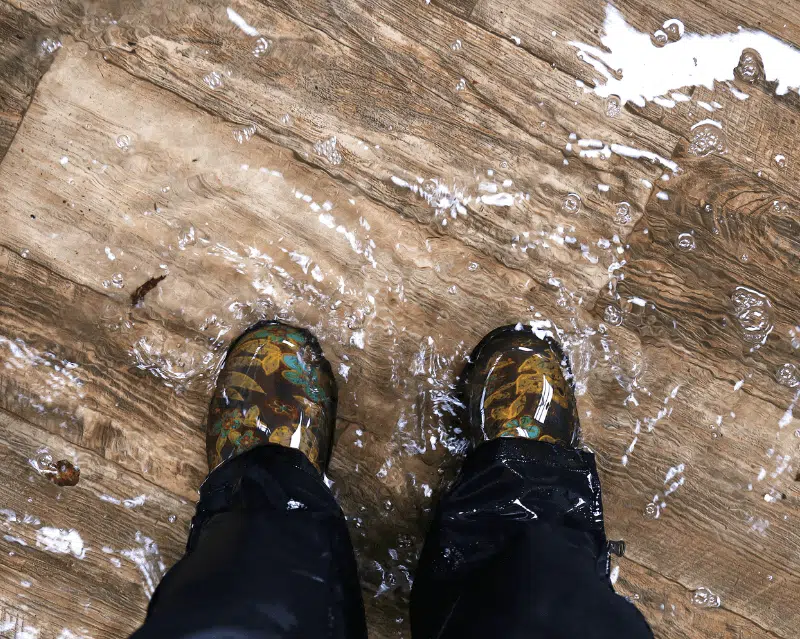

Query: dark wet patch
<box><xmin>131</xmin><ymin>274</ymin><xmax>167</xmax><ymax>307</ymax></box>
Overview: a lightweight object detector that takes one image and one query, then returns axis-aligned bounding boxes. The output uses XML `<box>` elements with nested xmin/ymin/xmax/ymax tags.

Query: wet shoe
<box><xmin>206</xmin><ymin>321</ymin><xmax>337</xmax><ymax>473</ymax></box>
<box><xmin>461</xmin><ymin>324</ymin><xmax>580</xmax><ymax>447</ymax></box>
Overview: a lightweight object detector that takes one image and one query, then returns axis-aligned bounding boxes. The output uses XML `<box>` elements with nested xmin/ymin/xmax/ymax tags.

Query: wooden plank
<box><xmin>10</xmin><ymin>0</ymin><xmax>682</xmax><ymax>301</ymax></box>
<box><xmin>617</xmin><ymin>558</ymin><xmax>784</xmax><ymax>639</ymax></box>
<box><xmin>0</xmin><ymin>245</ymin><xmax>209</xmax><ymax>500</ymax></box>
<box><xmin>0</xmin><ymin>408</ymin><xmax>192</xmax><ymax>639</ymax></box>
<box><xmin>581</xmin><ymin>153</ymin><xmax>800</xmax><ymax>635</ymax></box>
<box><xmin>0</xmin><ymin>2</ymin><xmax>56</xmax><ymax>162</ymax></box>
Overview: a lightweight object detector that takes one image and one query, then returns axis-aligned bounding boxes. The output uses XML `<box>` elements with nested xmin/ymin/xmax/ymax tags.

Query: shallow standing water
<box><xmin>0</xmin><ymin>1</ymin><xmax>798</xmax><ymax>637</ymax></box>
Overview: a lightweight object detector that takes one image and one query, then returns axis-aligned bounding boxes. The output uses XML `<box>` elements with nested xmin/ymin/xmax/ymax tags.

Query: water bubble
<box><xmin>562</xmin><ymin>193</ymin><xmax>581</xmax><ymax>214</ymax></box>
<box><xmin>689</xmin><ymin>123</ymin><xmax>727</xmax><ymax>156</ymax></box>
<box><xmin>691</xmin><ymin>587</ymin><xmax>721</xmax><ymax>608</ymax></box>
<box><xmin>252</xmin><ymin>37</ymin><xmax>270</xmax><ymax>57</ymax></box>
<box><xmin>605</xmin><ymin>95</ymin><xmax>622</xmax><ymax>118</ymax></box>
<box><xmin>115</xmin><ymin>134</ymin><xmax>131</xmax><ymax>151</ymax></box>
<box><xmin>450</xmin><ymin>39</ymin><xmax>462</xmax><ymax>51</ymax></box>
<box><xmin>604</xmin><ymin>304</ymin><xmax>623</xmax><ymax>326</ymax></box>
<box><xmin>663</xmin><ymin>19</ymin><xmax>685</xmax><ymax>41</ymax></box>
<box><xmin>233</xmin><ymin>123</ymin><xmax>257</xmax><ymax>144</ymax></box>
<box><xmin>644</xmin><ymin>501</ymin><xmax>661</xmax><ymax>519</ymax></box>
<box><xmin>730</xmin><ymin>286</ymin><xmax>774</xmax><ymax>348</ymax></box>
<box><xmin>774</xmin><ymin>154</ymin><xmax>787</xmax><ymax>168</ymax></box>
<box><xmin>178</xmin><ymin>226</ymin><xmax>197</xmax><ymax>250</ymax></box>
<box><xmin>736</xmin><ymin>50</ymin><xmax>762</xmax><ymax>82</ymax></box>
<box><xmin>651</xmin><ymin>30</ymin><xmax>668</xmax><ymax>47</ymax></box>
<box><xmin>40</xmin><ymin>37</ymin><xmax>62</xmax><ymax>55</ymax></box>
<box><xmin>110</xmin><ymin>273</ymin><xmax>125</xmax><ymax>289</ymax></box>
<box><xmin>676</xmin><ymin>232</ymin><xmax>696</xmax><ymax>252</ymax></box>
<box><xmin>313</xmin><ymin>136</ymin><xmax>342</xmax><ymax>165</ymax></box>
<box><xmin>36</xmin><ymin>452</ymin><xmax>53</xmax><ymax>469</ymax></box>
<box><xmin>203</xmin><ymin>71</ymin><xmax>224</xmax><ymax>90</ymax></box>
<box><xmin>615</xmin><ymin>201</ymin><xmax>632</xmax><ymax>224</ymax></box>
<box><xmin>455</xmin><ymin>77</ymin><xmax>467</xmax><ymax>91</ymax></box>
<box><xmin>776</xmin><ymin>363</ymin><xmax>799</xmax><ymax>387</ymax></box>
<box><xmin>772</xmin><ymin>200</ymin><xmax>789</xmax><ymax>214</ymax></box>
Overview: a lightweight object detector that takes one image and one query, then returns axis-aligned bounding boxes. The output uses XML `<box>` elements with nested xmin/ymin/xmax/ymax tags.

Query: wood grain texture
<box><xmin>0</xmin><ymin>0</ymin><xmax>798</xmax><ymax>637</ymax></box>
<box><xmin>0</xmin><ymin>2</ymin><xmax>55</xmax><ymax>162</ymax></box>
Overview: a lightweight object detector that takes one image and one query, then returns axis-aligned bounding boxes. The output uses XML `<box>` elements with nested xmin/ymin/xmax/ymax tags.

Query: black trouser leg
<box><xmin>411</xmin><ymin>438</ymin><xmax>654</xmax><ymax>639</ymax></box>
<box><xmin>130</xmin><ymin>445</ymin><xmax>367</xmax><ymax>639</ymax></box>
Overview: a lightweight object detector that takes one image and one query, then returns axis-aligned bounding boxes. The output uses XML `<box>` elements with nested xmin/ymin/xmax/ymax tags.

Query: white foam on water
<box><xmin>120</xmin><ymin>532</ymin><xmax>166</xmax><ymax>597</ymax></box>
<box><xmin>35</xmin><ymin>527</ymin><xmax>85</xmax><ymax>559</ymax></box>
<box><xmin>570</xmin><ymin>5</ymin><xmax>800</xmax><ymax>107</ymax></box>
<box><xmin>226</xmin><ymin>7</ymin><xmax>259</xmax><ymax>36</ymax></box>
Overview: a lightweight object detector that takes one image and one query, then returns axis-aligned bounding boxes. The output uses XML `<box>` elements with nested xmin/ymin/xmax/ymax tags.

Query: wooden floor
<box><xmin>1</xmin><ymin>0</ymin><xmax>798</xmax><ymax>636</ymax></box>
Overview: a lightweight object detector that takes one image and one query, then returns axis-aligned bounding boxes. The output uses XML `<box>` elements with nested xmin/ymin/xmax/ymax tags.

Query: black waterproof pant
<box><xmin>131</xmin><ymin>439</ymin><xmax>653</xmax><ymax>639</ymax></box>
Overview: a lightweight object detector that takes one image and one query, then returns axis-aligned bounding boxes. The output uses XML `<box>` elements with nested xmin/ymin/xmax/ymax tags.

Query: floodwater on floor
<box><xmin>0</xmin><ymin>1</ymin><xmax>798</xmax><ymax>637</ymax></box>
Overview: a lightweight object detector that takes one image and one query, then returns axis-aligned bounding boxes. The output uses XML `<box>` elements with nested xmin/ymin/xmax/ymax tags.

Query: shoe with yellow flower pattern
<box><xmin>206</xmin><ymin>321</ymin><xmax>337</xmax><ymax>473</ymax></box>
<box><xmin>462</xmin><ymin>324</ymin><xmax>580</xmax><ymax>447</ymax></box>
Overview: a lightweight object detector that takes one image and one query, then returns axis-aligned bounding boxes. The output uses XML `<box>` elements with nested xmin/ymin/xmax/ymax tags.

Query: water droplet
<box><xmin>233</xmin><ymin>123</ymin><xmax>257</xmax><ymax>144</ymax></box>
<box><xmin>562</xmin><ymin>193</ymin><xmax>581</xmax><ymax>214</ymax></box>
<box><xmin>689</xmin><ymin>123</ymin><xmax>727</xmax><ymax>156</ymax></box>
<box><xmin>604</xmin><ymin>304</ymin><xmax>623</xmax><ymax>326</ymax></box>
<box><xmin>450</xmin><ymin>39</ymin><xmax>462</xmax><ymax>51</ymax></box>
<box><xmin>281</xmin><ymin>113</ymin><xmax>293</xmax><ymax>126</ymax></box>
<box><xmin>651</xmin><ymin>30</ymin><xmax>668</xmax><ymax>47</ymax></box>
<box><xmin>643</xmin><ymin>501</ymin><xmax>661</xmax><ymax>519</ymax></box>
<box><xmin>736</xmin><ymin>50</ymin><xmax>762</xmax><ymax>82</ymax></box>
<box><xmin>771</xmin><ymin>200</ymin><xmax>789</xmax><ymax>215</ymax></box>
<box><xmin>36</xmin><ymin>452</ymin><xmax>53</xmax><ymax>469</ymax></box>
<box><xmin>203</xmin><ymin>71</ymin><xmax>224</xmax><ymax>90</ymax></box>
<box><xmin>167</xmin><ymin>514</ymin><xmax>177</xmax><ymax>523</ymax></box>
<box><xmin>160</xmin><ymin>185</ymin><xmax>171</xmax><ymax>194</ymax></box>
<box><xmin>676</xmin><ymin>232</ymin><xmax>696</xmax><ymax>252</ymax></box>
<box><xmin>615</xmin><ymin>201</ymin><xmax>632</xmax><ymax>224</ymax></box>
<box><xmin>40</xmin><ymin>37</ymin><xmax>62</xmax><ymax>55</ymax></box>
<box><xmin>605</xmin><ymin>95</ymin><xmax>622</xmax><ymax>118</ymax></box>
<box><xmin>691</xmin><ymin>587</ymin><xmax>721</xmax><ymax>608</ymax></box>
<box><xmin>313</xmin><ymin>136</ymin><xmax>342</xmax><ymax>165</ymax></box>
<box><xmin>115</xmin><ymin>134</ymin><xmax>131</xmax><ymax>151</ymax></box>
<box><xmin>730</xmin><ymin>286</ymin><xmax>774</xmax><ymax>348</ymax></box>
<box><xmin>20</xmin><ymin>249</ymin><xmax>30</xmax><ymax>259</ymax></box>
<box><xmin>467</xmin><ymin>262</ymin><xmax>479</xmax><ymax>272</ymax></box>
<box><xmin>455</xmin><ymin>77</ymin><xmax>467</xmax><ymax>91</ymax></box>
<box><xmin>774</xmin><ymin>154</ymin><xmax>787</xmax><ymax>168</ymax></box>
<box><xmin>178</xmin><ymin>226</ymin><xmax>197</xmax><ymax>250</ymax></box>
<box><xmin>110</xmin><ymin>273</ymin><xmax>125</xmax><ymax>289</ymax></box>
<box><xmin>776</xmin><ymin>363</ymin><xmax>799</xmax><ymax>388</ymax></box>
<box><xmin>252</xmin><ymin>37</ymin><xmax>270</xmax><ymax>57</ymax></box>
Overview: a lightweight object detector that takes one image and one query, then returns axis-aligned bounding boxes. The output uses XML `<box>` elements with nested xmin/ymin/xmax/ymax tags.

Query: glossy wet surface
<box><xmin>0</xmin><ymin>1</ymin><xmax>798</xmax><ymax>637</ymax></box>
